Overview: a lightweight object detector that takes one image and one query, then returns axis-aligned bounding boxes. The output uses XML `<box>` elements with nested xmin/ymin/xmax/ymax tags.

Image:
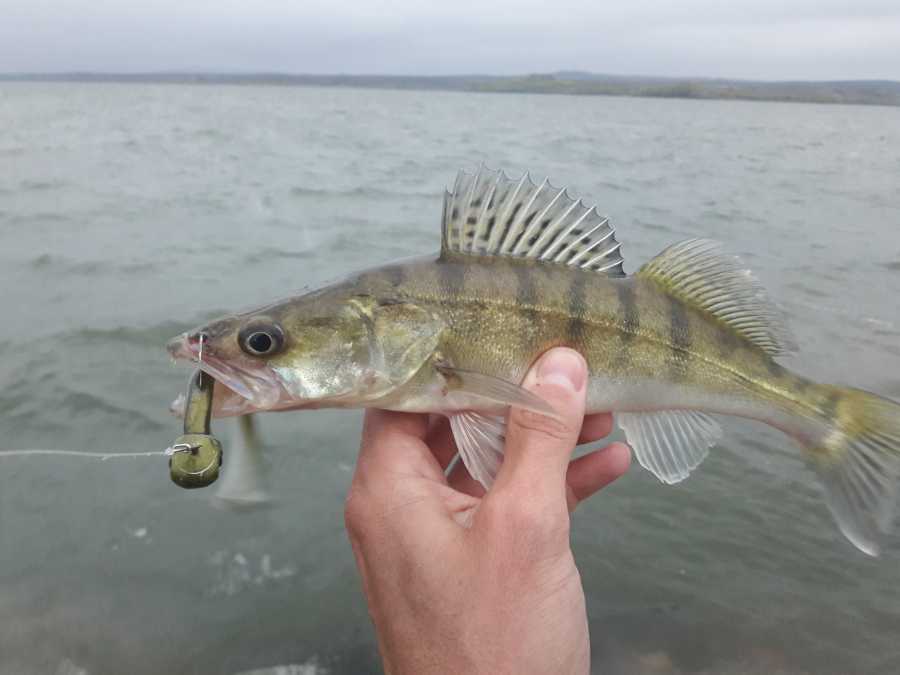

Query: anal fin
<box><xmin>618</xmin><ymin>410</ymin><xmax>722</xmax><ymax>484</ymax></box>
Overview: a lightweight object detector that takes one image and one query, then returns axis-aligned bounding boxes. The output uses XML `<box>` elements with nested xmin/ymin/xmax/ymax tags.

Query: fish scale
<box><xmin>370</xmin><ymin>257</ymin><xmax>762</xmax><ymax>404</ymax></box>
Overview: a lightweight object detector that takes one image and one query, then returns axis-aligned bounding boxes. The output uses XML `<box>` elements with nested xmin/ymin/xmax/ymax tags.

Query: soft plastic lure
<box><xmin>168</xmin><ymin>370</ymin><xmax>222</xmax><ymax>489</ymax></box>
<box><xmin>0</xmin><ymin>371</ymin><xmax>224</xmax><ymax>489</ymax></box>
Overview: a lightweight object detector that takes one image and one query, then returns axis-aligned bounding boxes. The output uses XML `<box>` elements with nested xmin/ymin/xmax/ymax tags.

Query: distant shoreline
<box><xmin>3</xmin><ymin>72</ymin><xmax>900</xmax><ymax>107</ymax></box>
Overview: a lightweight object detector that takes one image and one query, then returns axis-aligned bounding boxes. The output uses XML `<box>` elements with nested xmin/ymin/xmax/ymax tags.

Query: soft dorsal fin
<box><xmin>637</xmin><ymin>239</ymin><xmax>795</xmax><ymax>356</ymax></box>
<box><xmin>441</xmin><ymin>165</ymin><xmax>625</xmax><ymax>276</ymax></box>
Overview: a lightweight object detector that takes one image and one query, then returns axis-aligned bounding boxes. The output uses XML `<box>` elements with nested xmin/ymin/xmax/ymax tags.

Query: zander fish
<box><xmin>167</xmin><ymin>167</ymin><xmax>900</xmax><ymax>556</ymax></box>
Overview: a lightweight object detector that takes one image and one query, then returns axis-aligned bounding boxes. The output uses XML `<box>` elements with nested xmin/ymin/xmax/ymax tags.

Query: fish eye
<box><xmin>238</xmin><ymin>321</ymin><xmax>284</xmax><ymax>357</ymax></box>
<box><xmin>247</xmin><ymin>332</ymin><xmax>273</xmax><ymax>354</ymax></box>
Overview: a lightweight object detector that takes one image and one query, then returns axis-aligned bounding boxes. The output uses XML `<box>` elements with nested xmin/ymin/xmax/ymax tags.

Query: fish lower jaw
<box><xmin>171</xmin><ymin>353</ymin><xmax>285</xmax><ymax>410</ymax></box>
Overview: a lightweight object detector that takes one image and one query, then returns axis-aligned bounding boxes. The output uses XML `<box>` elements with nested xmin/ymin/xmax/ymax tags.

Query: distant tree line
<box><xmin>3</xmin><ymin>72</ymin><xmax>898</xmax><ymax>106</ymax></box>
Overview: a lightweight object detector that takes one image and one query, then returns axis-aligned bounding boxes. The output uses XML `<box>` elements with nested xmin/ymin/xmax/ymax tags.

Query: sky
<box><xmin>2</xmin><ymin>0</ymin><xmax>899</xmax><ymax>80</ymax></box>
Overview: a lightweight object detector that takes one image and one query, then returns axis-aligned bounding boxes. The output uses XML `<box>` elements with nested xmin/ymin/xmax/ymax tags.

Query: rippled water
<box><xmin>1</xmin><ymin>83</ymin><xmax>900</xmax><ymax>675</ymax></box>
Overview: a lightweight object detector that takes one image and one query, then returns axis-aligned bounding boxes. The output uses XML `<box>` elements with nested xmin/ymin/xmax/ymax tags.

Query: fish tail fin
<box><xmin>212</xmin><ymin>414</ymin><xmax>272</xmax><ymax>510</ymax></box>
<box><xmin>806</xmin><ymin>386</ymin><xmax>900</xmax><ymax>556</ymax></box>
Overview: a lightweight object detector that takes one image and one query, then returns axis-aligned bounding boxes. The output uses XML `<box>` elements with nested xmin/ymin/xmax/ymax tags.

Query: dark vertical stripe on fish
<box><xmin>821</xmin><ymin>390</ymin><xmax>842</xmax><ymax>419</ymax></box>
<box><xmin>566</xmin><ymin>270</ymin><xmax>588</xmax><ymax>347</ymax></box>
<box><xmin>381</xmin><ymin>264</ymin><xmax>406</xmax><ymax>289</ymax></box>
<box><xmin>513</xmin><ymin>263</ymin><xmax>540</xmax><ymax>351</ymax></box>
<box><xmin>766</xmin><ymin>358</ymin><xmax>786</xmax><ymax>378</ymax></box>
<box><xmin>793</xmin><ymin>376</ymin><xmax>812</xmax><ymax>395</ymax></box>
<box><xmin>437</xmin><ymin>258</ymin><xmax>465</xmax><ymax>301</ymax></box>
<box><xmin>668</xmin><ymin>295</ymin><xmax>692</xmax><ymax>378</ymax></box>
<box><xmin>615</xmin><ymin>281</ymin><xmax>640</xmax><ymax>340</ymax></box>
<box><xmin>513</xmin><ymin>263</ymin><xmax>538</xmax><ymax>307</ymax></box>
<box><xmin>717</xmin><ymin>326</ymin><xmax>743</xmax><ymax>358</ymax></box>
<box><xmin>613</xmin><ymin>280</ymin><xmax>639</xmax><ymax>369</ymax></box>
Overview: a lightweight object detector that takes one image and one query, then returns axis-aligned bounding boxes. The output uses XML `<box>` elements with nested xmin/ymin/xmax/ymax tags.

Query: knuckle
<box><xmin>479</xmin><ymin>494</ymin><xmax>514</xmax><ymax>526</ymax></box>
<box><xmin>513</xmin><ymin>502</ymin><xmax>568</xmax><ymax>536</ymax></box>
<box><xmin>343</xmin><ymin>487</ymin><xmax>371</xmax><ymax>541</ymax></box>
<box><xmin>482</xmin><ymin>493</ymin><xmax>569</xmax><ymax>540</ymax></box>
<box><xmin>511</xmin><ymin>408</ymin><xmax>574</xmax><ymax>443</ymax></box>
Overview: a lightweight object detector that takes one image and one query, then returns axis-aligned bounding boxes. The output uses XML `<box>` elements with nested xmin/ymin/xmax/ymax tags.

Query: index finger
<box><xmin>579</xmin><ymin>412</ymin><xmax>614</xmax><ymax>444</ymax></box>
<box><xmin>356</xmin><ymin>408</ymin><xmax>442</xmax><ymax>481</ymax></box>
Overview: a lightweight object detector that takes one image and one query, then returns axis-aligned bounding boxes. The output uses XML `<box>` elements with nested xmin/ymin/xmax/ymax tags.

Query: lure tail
<box><xmin>805</xmin><ymin>387</ymin><xmax>900</xmax><ymax>556</ymax></box>
<box><xmin>213</xmin><ymin>414</ymin><xmax>271</xmax><ymax>509</ymax></box>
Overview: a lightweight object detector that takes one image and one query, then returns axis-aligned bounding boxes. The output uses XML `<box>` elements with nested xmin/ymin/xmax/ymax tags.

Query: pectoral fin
<box><xmin>437</xmin><ymin>367</ymin><xmax>559</xmax><ymax>489</ymax></box>
<box><xmin>449</xmin><ymin>411</ymin><xmax>507</xmax><ymax>488</ymax></box>
<box><xmin>436</xmin><ymin>365</ymin><xmax>559</xmax><ymax>419</ymax></box>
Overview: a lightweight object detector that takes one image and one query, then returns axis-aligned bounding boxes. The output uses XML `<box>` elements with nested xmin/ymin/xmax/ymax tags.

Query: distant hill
<box><xmin>3</xmin><ymin>71</ymin><xmax>899</xmax><ymax>107</ymax></box>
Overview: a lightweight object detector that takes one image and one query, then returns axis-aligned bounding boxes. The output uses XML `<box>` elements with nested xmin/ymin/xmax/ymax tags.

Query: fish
<box><xmin>167</xmin><ymin>166</ymin><xmax>900</xmax><ymax>556</ymax></box>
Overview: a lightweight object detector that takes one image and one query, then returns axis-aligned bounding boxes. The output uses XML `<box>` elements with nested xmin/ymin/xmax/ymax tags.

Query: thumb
<box><xmin>493</xmin><ymin>347</ymin><xmax>587</xmax><ymax>503</ymax></box>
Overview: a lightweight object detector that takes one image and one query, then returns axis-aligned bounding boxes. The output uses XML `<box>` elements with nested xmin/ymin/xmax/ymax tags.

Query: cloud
<box><xmin>1</xmin><ymin>0</ymin><xmax>898</xmax><ymax>79</ymax></box>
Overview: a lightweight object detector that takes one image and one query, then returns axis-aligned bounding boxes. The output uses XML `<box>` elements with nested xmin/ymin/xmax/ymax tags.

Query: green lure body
<box><xmin>169</xmin><ymin>370</ymin><xmax>222</xmax><ymax>489</ymax></box>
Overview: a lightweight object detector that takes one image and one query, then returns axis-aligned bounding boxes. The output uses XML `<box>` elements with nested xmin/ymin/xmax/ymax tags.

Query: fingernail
<box><xmin>537</xmin><ymin>349</ymin><xmax>586</xmax><ymax>392</ymax></box>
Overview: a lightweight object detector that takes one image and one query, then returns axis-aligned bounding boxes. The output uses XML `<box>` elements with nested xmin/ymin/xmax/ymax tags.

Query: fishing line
<box><xmin>0</xmin><ymin>446</ymin><xmax>193</xmax><ymax>460</ymax></box>
<box><xmin>1</xmin><ymin>339</ymin><xmax>217</xmax><ymax>470</ymax></box>
<box><xmin>0</xmin><ymin>338</ymin><xmax>211</xmax><ymax>464</ymax></box>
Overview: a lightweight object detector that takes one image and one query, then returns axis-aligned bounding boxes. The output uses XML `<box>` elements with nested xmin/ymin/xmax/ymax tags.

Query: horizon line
<box><xmin>2</xmin><ymin>70</ymin><xmax>899</xmax><ymax>85</ymax></box>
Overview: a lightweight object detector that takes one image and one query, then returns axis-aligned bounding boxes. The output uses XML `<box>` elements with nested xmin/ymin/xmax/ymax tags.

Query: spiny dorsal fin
<box><xmin>637</xmin><ymin>239</ymin><xmax>795</xmax><ymax>356</ymax></box>
<box><xmin>441</xmin><ymin>165</ymin><xmax>625</xmax><ymax>276</ymax></box>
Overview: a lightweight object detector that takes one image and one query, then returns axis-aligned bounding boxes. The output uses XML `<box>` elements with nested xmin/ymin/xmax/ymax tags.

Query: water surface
<box><xmin>2</xmin><ymin>83</ymin><xmax>900</xmax><ymax>674</ymax></box>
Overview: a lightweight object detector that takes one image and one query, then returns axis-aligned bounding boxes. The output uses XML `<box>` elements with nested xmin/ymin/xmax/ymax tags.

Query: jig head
<box><xmin>168</xmin><ymin>370</ymin><xmax>222</xmax><ymax>488</ymax></box>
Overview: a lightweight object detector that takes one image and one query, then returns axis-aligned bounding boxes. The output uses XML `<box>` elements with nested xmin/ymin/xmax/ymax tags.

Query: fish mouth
<box><xmin>166</xmin><ymin>333</ymin><xmax>285</xmax><ymax>408</ymax></box>
<box><xmin>169</xmin><ymin>389</ymin><xmax>261</xmax><ymax>419</ymax></box>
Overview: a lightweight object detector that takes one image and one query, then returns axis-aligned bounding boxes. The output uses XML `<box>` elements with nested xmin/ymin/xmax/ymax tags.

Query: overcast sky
<box><xmin>2</xmin><ymin>0</ymin><xmax>899</xmax><ymax>80</ymax></box>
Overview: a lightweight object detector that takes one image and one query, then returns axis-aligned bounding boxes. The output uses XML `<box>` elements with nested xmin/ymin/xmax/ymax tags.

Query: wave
<box><xmin>0</xmin><ymin>372</ymin><xmax>165</xmax><ymax>433</ymax></box>
<box><xmin>593</xmin><ymin>179</ymin><xmax>630</xmax><ymax>192</ymax></box>
<box><xmin>242</xmin><ymin>246</ymin><xmax>315</xmax><ymax>265</ymax></box>
<box><xmin>8</xmin><ymin>211</ymin><xmax>69</xmax><ymax>224</ymax></box>
<box><xmin>27</xmin><ymin>254</ymin><xmax>158</xmax><ymax>275</ymax></box>
<box><xmin>785</xmin><ymin>281</ymin><xmax>829</xmax><ymax>300</ymax></box>
<box><xmin>289</xmin><ymin>185</ymin><xmax>435</xmax><ymax>200</ymax></box>
<box><xmin>233</xmin><ymin>660</ymin><xmax>326</xmax><ymax>675</ymax></box>
<box><xmin>60</xmin><ymin>390</ymin><xmax>165</xmax><ymax>431</ymax></box>
<box><xmin>192</xmin><ymin>128</ymin><xmax>230</xmax><ymax>141</ymax></box>
<box><xmin>635</xmin><ymin>219</ymin><xmax>672</xmax><ymax>233</ymax></box>
<box><xmin>19</xmin><ymin>178</ymin><xmax>66</xmax><ymax>192</ymax></box>
<box><xmin>68</xmin><ymin>314</ymin><xmax>231</xmax><ymax>347</ymax></box>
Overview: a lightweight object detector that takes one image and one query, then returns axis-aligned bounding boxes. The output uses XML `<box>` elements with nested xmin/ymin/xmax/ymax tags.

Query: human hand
<box><xmin>344</xmin><ymin>348</ymin><xmax>631</xmax><ymax>675</ymax></box>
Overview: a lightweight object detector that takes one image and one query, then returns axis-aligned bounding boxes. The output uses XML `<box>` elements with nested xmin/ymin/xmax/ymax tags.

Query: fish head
<box><xmin>167</xmin><ymin>285</ymin><xmax>445</xmax><ymax>410</ymax></box>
